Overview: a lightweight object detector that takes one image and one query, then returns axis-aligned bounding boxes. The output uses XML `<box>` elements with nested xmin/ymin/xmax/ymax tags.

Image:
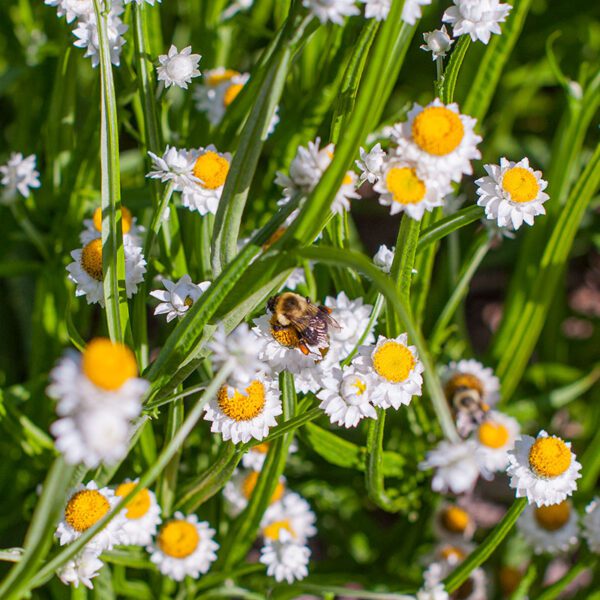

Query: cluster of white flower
<box><xmin>303</xmin><ymin>0</ymin><xmax>432</xmax><ymax>25</ymax></box>
<box><xmin>0</xmin><ymin>152</ymin><xmax>41</xmax><ymax>202</ymax></box>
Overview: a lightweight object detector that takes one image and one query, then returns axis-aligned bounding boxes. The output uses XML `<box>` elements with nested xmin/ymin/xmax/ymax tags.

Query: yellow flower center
<box><xmin>193</xmin><ymin>152</ymin><xmax>230</xmax><ymax>190</ymax></box>
<box><xmin>501</xmin><ymin>167</ymin><xmax>540</xmax><ymax>203</ymax></box>
<box><xmin>440</xmin><ymin>506</ymin><xmax>470</xmax><ymax>534</ymax></box>
<box><xmin>115</xmin><ymin>482</ymin><xmax>152</xmax><ymax>520</ymax></box>
<box><xmin>440</xmin><ymin>545</ymin><xmax>466</xmax><ymax>562</ymax></box>
<box><xmin>253</xmin><ymin>442</ymin><xmax>270</xmax><ymax>454</ymax></box>
<box><xmin>372</xmin><ymin>341</ymin><xmax>415</xmax><ymax>383</ymax></box>
<box><xmin>207</xmin><ymin>69</ymin><xmax>240</xmax><ymax>86</ymax></box>
<box><xmin>353</xmin><ymin>379</ymin><xmax>367</xmax><ymax>395</ymax></box>
<box><xmin>184</xmin><ymin>295</ymin><xmax>194</xmax><ymax>308</ymax></box>
<box><xmin>412</xmin><ymin>106</ymin><xmax>464</xmax><ymax>156</ymax></box>
<box><xmin>241</xmin><ymin>471</ymin><xmax>285</xmax><ymax>503</ymax></box>
<box><xmin>81</xmin><ymin>337</ymin><xmax>138</xmax><ymax>391</ymax></box>
<box><xmin>528</xmin><ymin>437</ymin><xmax>572</xmax><ymax>478</ymax></box>
<box><xmin>223</xmin><ymin>83</ymin><xmax>244</xmax><ymax>107</ymax></box>
<box><xmin>444</xmin><ymin>373</ymin><xmax>485</xmax><ymax>399</ymax></box>
<box><xmin>478</xmin><ymin>421</ymin><xmax>510</xmax><ymax>449</ymax></box>
<box><xmin>534</xmin><ymin>501</ymin><xmax>571</xmax><ymax>531</ymax></box>
<box><xmin>93</xmin><ymin>206</ymin><xmax>132</xmax><ymax>234</ymax></box>
<box><xmin>64</xmin><ymin>489</ymin><xmax>111</xmax><ymax>533</ymax></box>
<box><xmin>263</xmin><ymin>519</ymin><xmax>295</xmax><ymax>541</ymax></box>
<box><xmin>342</xmin><ymin>172</ymin><xmax>353</xmax><ymax>186</ymax></box>
<box><xmin>157</xmin><ymin>520</ymin><xmax>199</xmax><ymax>559</ymax></box>
<box><xmin>80</xmin><ymin>238</ymin><xmax>104</xmax><ymax>282</ymax></box>
<box><xmin>217</xmin><ymin>380</ymin><xmax>266</xmax><ymax>422</ymax></box>
<box><xmin>385</xmin><ymin>167</ymin><xmax>426</xmax><ymax>205</ymax></box>
<box><xmin>270</xmin><ymin>315</ymin><xmax>301</xmax><ymax>349</ymax></box>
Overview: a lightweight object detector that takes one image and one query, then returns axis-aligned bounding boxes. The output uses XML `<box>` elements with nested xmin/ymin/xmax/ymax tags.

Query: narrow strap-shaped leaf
<box><xmin>438</xmin><ymin>36</ymin><xmax>470</xmax><ymax>104</ymax></box>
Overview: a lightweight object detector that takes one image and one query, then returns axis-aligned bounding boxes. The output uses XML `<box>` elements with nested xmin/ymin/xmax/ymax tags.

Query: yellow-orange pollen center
<box><xmin>385</xmin><ymin>167</ymin><xmax>426</xmax><ymax>205</ymax></box>
<box><xmin>440</xmin><ymin>545</ymin><xmax>466</xmax><ymax>562</ymax></box>
<box><xmin>82</xmin><ymin>337</ymin><xmax>138</xmax><ymax>391</ymax></box>
<box><xmin>441</xmin><ymin>506</ymin><xmax>470</xmax><ymax>534</ymax></box>
<box><xmin>81</xmin><ymin>238</ymin><xmax>104</xmax><ymax>282</ymax></box>
<box><xmin>528</xmin><ymin>437</ymin><xmax>572</xmax><ymax>478</ymax></box>
<box><xmin>223</xmin><ymin>83</ymin><xmax>244</xmax><ymax>107</ymax></box>
<box><xmin>411</xmin><ymin>106</ymin><xmax>465</xmax><ymax>156</ymax></box>
<box><xmin>241</xmin><ymin>471</ymin><xmax>285</xmax><ymax>504</ymax></box>
<box><xmin>193</xmin><ymin>152</ymin><xmax>230</xmax><ymax>190</ymax></box>
<box><xmin>64</xmin><ymin>490</ymin><xmax>111</xmax><ymax>533</ymax></box>
<box><xmin>207</xmin><ymin>69</ymin><xmax>239</xmax><ymax>87</ymax></box>
<box><xmin>115</xmin><ymin>482</ymin><xmax>152</xmax><ymax>520</ymax></box>
<box><xmin>534</xmin><ymin>501</ymin><xmax>571</xmax><ymax>531</ymax></box>
<box><xmin>253</xmin><ymin>442</ymin><xmax>270</xmax><ymax>454</ymax></box>
<box><xmin>158</xmin><ymin>520</ymin><xmax>199</xmax><ymax>559</ymax></box>
<box><xmin>217</xmin><ymin>380</ymin><xmax>266</xmax><ymax>421</ymax></box>
<box><xmin>93</xmin><ymin>206</ymin><xmax>132</xmax><ymax>234</ymax></box>
<box><xmin>444</xmin><ymin>373</ymin><xmax>485</xmax><ymax>400</ymax></box>
<box><xmin>270</xmin><ymin>315</ymin><xmax>301</xmax><ymax>349</ymax></box>
<box><xmin>478</xmin><ymin>421</ymin><xmax>510</xmax><ymax>449</ymax></box>
<box><xmin>372</xmin><ymin>341</ymin><xmax>415</xmax><ymax>383</ymax></box>
<box><xmin>263</xmin><ymin>519</ymin><xmax>295</xmax><ymax>541</ymax></box>
<box><xmin>502</xmin><ymin>167</ymin><xmax>539</xmax><ymax>203</ymax></box>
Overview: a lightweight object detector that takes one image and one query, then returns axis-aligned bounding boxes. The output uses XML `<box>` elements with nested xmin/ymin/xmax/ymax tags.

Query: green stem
<box><xmin>536</xmin><ymin>560</ymin><xmax>594</xmax><ymax>600</ymax></box>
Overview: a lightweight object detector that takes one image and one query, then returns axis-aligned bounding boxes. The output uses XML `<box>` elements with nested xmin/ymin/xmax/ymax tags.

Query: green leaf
<box><xmin>416</xmin><ymin>205</ymin><xmax>483</xmax><ymax>253</ymax></box>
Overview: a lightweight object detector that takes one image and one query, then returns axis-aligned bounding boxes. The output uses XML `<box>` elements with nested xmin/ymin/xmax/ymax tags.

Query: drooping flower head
<box><xmin>157</xmin><ymin>45</ymin><xmax>201</xmax><ymax>89</ymax></box>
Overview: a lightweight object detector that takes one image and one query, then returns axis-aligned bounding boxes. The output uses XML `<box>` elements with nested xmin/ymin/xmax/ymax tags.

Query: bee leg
<box><xmin>298</xmin><ymin>343</ymin><xmax>310</xmax><ymax>356</ymax></box>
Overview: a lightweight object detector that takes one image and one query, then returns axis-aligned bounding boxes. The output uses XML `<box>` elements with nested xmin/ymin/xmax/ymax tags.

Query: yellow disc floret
<box><xmin>528</xmin><ymin>437</ymin><xmax>572</xmax><ymax>478</ymax></box>
<box><xmin>534</xmin><ymin>501</ymin><xmax>571</xmax><ymax>531</ymax></box>
<box><xmin>385</xmin><ymin>167</ymin><xmax>426</xmax><ymax>205</ymax></box>
<box><xmin>115</xmin><ymin>482</ymin><xmax>152</xmax><ymax>520</ymax></box>
<box><xmin>193</xmin><ymin>152</ymin><xmax>230</xmax><ymax>190</ymax></box>
<box><xmin>223</xmin><ymin>83</ymin><xmax>244</xmax><ymax>107</ymax></box>
<box><xmin>207</xmin><ymin>69</ymin><xmax>239</xmax><ymax>87</ymax></box>
<box><xmin>157</xmin><ymin>520</ymin><xmax>199</xmax><ymax>559</ymax></box>
<box><xmin>81</xmin><ymin>239</ymin><xmax>104</xmax><ymax>282</ymax></box>
<box><xmin>241</xmin><ymin>471</ymin><xmax>285</xmax><ymax>503</ymax></box>
<box><xmin>372</xmin><ymin>341</ymin><xmax>415</xmax><ymax>383</ymax></box>
<box><xmin>502</xmin><ymin>167</ymin><xmax>539</xmax><ymax>203</ymax></box>
<box><xmin>478</xmin><ymin>421</ymin><xmax>510</xmax><ymax>449</ymax></box>
<box><xmin>64</xmin><ymin>489</ymin><xmax>111</xmax><ymax>533</ymax></box>
<box><xmin>441</xmin><ymin>506</ymin><xmax>470</xmax><ymax>534</ymax></box>
<box><xmin>353</xmin><ymin>379</ymin><xmax>367</xmax><ymax>395</ymax></box>
<box><xmin>82</xmin><ymin>338</ymin><xmax>138</xmax><ymax>391</ymax></box>
<box><xmin>93</xmin><ymin>206</ymin><xmax>132</xmax><ymax>234</ymax></box>
<box><xmin>270</xmin><ymin>323</ymin><xmax>301</xmax><ymax>349</ymax></box>
<box><xmin>412</xmin><ymin>106</ymin><xmax>465</xmax><ymax>156</ymax></box>
<box><xmin>217</xmin><ymin>380</ymin><xmax>266</xmax><ymax>422</ymax></box>
<box><xmin>263</xmin><ymin>519</ymin><xmax>295</xmax><ymax>541</ymax></box>
<box><xmin>440</xmin><ymin>545</ymin><xmax>466</xmax><ymax>562</ymax></box>
<box><xmin>253</xmin><ymin>442</ymin><xmax>270</xmax><ymax>454</ymax></box>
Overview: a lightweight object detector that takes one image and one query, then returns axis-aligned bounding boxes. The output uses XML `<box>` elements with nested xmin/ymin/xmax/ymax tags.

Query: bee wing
<box><xmin>286</xmin><ymin>306</ymin><xmax>330</xmax><ymax>348</ymax></box>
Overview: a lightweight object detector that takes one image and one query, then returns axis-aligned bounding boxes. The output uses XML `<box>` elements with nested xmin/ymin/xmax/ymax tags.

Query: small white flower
<box><xmin>0</xmin><ymin>152</ymin><xmax>41</xmax><ymax>200</ymax></box>
<box><xmin>261</xmin><ymin>491</ymin><xmax>317</xmax><ymax>545</ymax></box>
<box><xmin>420</xmin><ymin>26</ymin><xmax>454</xmax><ymax>60</ymax></box>
<box><xmin>302</xmin><ymin>0</ymin><xmax>360</xmax><ymax>25</ymax></box>
<box><xmin>157</xmin><ymin>45</ymin><xmax>201</xmax><ymax>89</ymax></box>
<box><xmin>518</xmin><ymin>501</ymin><xmax>579</xmax><ymax>555</ymax></box>
<box><xmin>193</xmin><ymin>68</ymin><xmax>250</xmax><ymax>126</ymax></box>
<box><xmin>361</xmin><ymin>0</ymin><xmax>390</xmax><ymax>21</ymax></box>
<box><xmin>356</xmin><ymin>143</ymin><xmax>386</xmax><ymax>184</ymax></box>
<box><xmin>150</xmin><ymin>275</ymin><xmax>210</xmax><ymax>323</ymax></box>
<box><xmin>114</xmin><ymin>480</ymin><xmax>162</xmax><ymax>547</ymax></box>
<box><xmin>241</xmin><ymin>441</ymin><xmax>297</xmax><ymax>472</ymax></box>
<box><xmin>473</xmin><ymin>411</ymin><xmax>520</xmax><ymax>473</ymax></box>
<box><xmin>148</xmin><ymin>513</ymin><xmax>218</xmax><ymax>581</ymax></box>
<box><xmin>283</xmin><ymin>268</ymin><xmax>307</xmax><ymax>291</ymax></box>
<box><xmin>420</xmin><ymin>440</ymin><xmax>483</xmax><ymax>494</ymax></box>
<box><xmin>417</xmin><ymin>563</ymin><xmax>450</xmax><ymax>600</ymax></box>
<box><xmin>332</xmin><ymin>170</ymin><xmax>361</xmax><ymax>214</ymax></box>
<box><xmin>260</xmin><ymin>530</ymin><xmax>311</xmax><ymax>583</ymax></box>
<box><xmin>80</xmin><ymin>206</ymin><xmax>144</xmax><ymax>246</ymax></box>
<box><xmin>46</xmin><ymin>0</ymin><xmax>94</xmax><ymax>23</ymax></box>
<box><xmin>443</xmin><ymin>0</ymin><xmax>512</xmax><ymax>45</ymax></box>
<box><xmin>476</xmin><ymin>157</ymin><xmax>549</xmax><ymax>230</ymax></box>
<box><xmin>507</xmin><ymin>431</ymin><xmax>582</xmax><ymax>506</ymax></box>
<box><xmin>204</xmin><ymin>375</ymin><xmax>282</xmax><ymax>444</ymax></box>
<box><xmin>222</xmin><ymin>0</ymin><xmax>254</xmax><ymax>19</ymax></box>
<box><xmin>401</xmin><ymin>0</ymin><xmax>432</xmax><ymax>25</ymax></box>
<box><xmin>583</xmin><ymin>498</ymin><xmax>600</xmax><ymax>553</ymax></box>
<box><xmin>147</xmin><ymin>146</ymin><xmax>198</xmax><ymax>190</ymax></box>
<box><xmin>56</xmin><ymin>481</ymin><xmax>127</xmax><ymax>552</ymax></box>
<box><xmin>373</xmin><ymin>244</ymin><xmax>395</xmax><ymax>273</ymax></box>
<box><xmin>57</xmin><ymin>549</ymin><xmax>104</xmax><ymax>589</ymax></box>
<box><xmin>223</xmin><ymin>469</ymin><xmax>286</xmax><ymax>516</ymax></box>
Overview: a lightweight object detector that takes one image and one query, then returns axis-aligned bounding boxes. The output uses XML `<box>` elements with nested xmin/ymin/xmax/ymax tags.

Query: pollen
<box><xmin>207</xmin><ymin>69</ymin><xmax>239</xmax><ymax>86</ymax></box>
<box><xmin>64</xmin><ymin>489</ymin><xmax>111</xmax><ymax>533</ymax></box>
<box><xmin>241</xmin><ymin>471</ymin><xmax>285</xmax><ymax>503</ymax></box>
<box><xmin>412</xmin><ymin>106</ymin><xmax>464</xmax><ymax>156</ymax></box>
<box><xmin>385</xmin><ymin>167</ymin><xmax>426</xmax><ymax>205</ymax></box>
<box><xmin>263</xmin><ymin>519</ymin><xmax>295</xmax><ymax>541</ymax></box>
<box><xmin>478</xmin><ymin>421</ymin><xmax>510</xmax><ymax>449</ymax></box>
<box><xmin>270</xmin><ymin>316</ymin><xmax>301</xmax><ymax>349</ymax></box>
<box><xmin>444</xmin><ymin>373</ymin><xmax>485</xmax><ymax>399</ymax></box>
<box><xmin>223</xmin><ymin>83</ymin><xmax>244</xmax><ymax>107</ymax></box>
<box><xmin>534</xmin><ymin>501</ymin><xmax>571</xmax><ymax>531</ymax></box>
<box><xmin>93</xmin><ymin>206</ymin><xmax>132</xmax><ymax>234</ymax></box>
<box><xmin>80</xmin><ymin>239</ymin><xmax>104</xmax><ymax>282</ymax></box>
<box><xmin>440</xmin><ymin>506</ymin><xmax>470</xmax><ymax>534</ymax></box>
<box><xmin>372</xmin><ymin>341</ymin><xmax>415</xmax><ymax>383</ymax></box>
<box><xmin>115</xmin><ymin>482</ymin><xmax>151</xmax><ymax>520</ymax></box>
<box><xmin>157</xmin><ymin>520</ymin><xmax>200</xmax><ymax>559</ymax></box>
<box><xmin>502</xmin><ymin>167</ymin><xmax>539</xmax><ymax>203</ymax></box>
<box><xmin>528</xmin><ymin>437</ymin><xmax>572</xmax><ymax>478</ymax></box>
<box><xmin>82</xmin><ymin>338</ymin><xmax>138</xmax><ymax>391</ymax></box>
<box><xmin>217</xmin><ymin>380</ymin><xmax>266</xmax><ymax>421</ymax></box>
<box><xmin>193</xmin><ymin>151</ymin><xmax>229</xmax><ymax>190</ymax></box>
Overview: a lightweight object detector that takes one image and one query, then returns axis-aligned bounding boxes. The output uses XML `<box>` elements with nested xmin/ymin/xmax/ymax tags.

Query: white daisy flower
<box><xmin>66</xmin><ymin>238</ymin><xmax>146</xmax><ymax>307</ymax></box>
<box><xmin>57</xmin><ymin>549</ymin><xmax>104</xmax><ymax>589</ymax></box>
<box><xmin>374</xmin><ymin>157</ymin><xmax>449</xmax><ymax>220</ymax></box>
<box><xmin>401</xmin><ymin>0</ymin><xmax>432</xmax><ymax>25</ymax></box>
<box><xmin>80</xmin><ymin>206</ymin><xmax>143</xmax><ymax>246</ymax></box>
<box><xmin>420</xmin><ymin>26</ymin><xmax>454</xmax><ymax>60</ymax></box>
<box><xmin>420</xmin><ymin>440</ymin><xmax>482</xmax><ymax>495</ymax></box>
<box><xmin>373</xmin><ymin>244</ymin><xmax>395</xmax><ymax>273</ymax></box>
<box><xmin>443</xmin><ymin>0</ymin><xmax>512</xmax><ymax>45</ymax></box>
<box><xmin>354</xmin><ymin>334</ymin><xmax>424</xmax><ymax>410</ymax></box>
<box><xmin>157</xmin><ymin>45</ymin><xmax>201</xmax><ymax>89</ymax></box>
<box><xmin>583</xmin><ymin>498</ymin><xmax>600</xmax><ymax>553</ymax></box>
<box><xmin>148</xmin><ymin>512</ymin><xmax>218</xmax><ymax>581</ymax></box>
<box><xmin>114</xmin><ymin>480</ymin><xmax>162</xmax><ymax>547</ymax></box>
<box><xmin>433</xmin><ymin>503</ymin><xmax>476</xmax><ymax>542</ymax></box>
<box><xmin>203</xmin><ymin>375</ymin><xmax>282</xmax><ymax>444</ymax></box>
<box><xmin>45</xmin><ymin>0</ymin><xmax>94</xmax><ymax>23</ymax></box>
<box><xmin>260</xmin><ymin>530</ymin><xmax>311</xmax><ymax>584</ymax></box>
<box><xmin>302</xmin><ymin>0</ymin><xmax>360</xmax><ymax>25</ymax></box>
<box><xmin>390</xmin><ymin>98</ymin><xmax>482</xmax><ymax>185</ymax></box>
<box><xmin>475</xmin><ymin>157</ymin><xmax>549</xmax><ymax>230</ymax></box>
<box><xmin>425</xmin><ymin>558</ymin><xmax>486</xmax><ymax>600</ymax></box>
<box><xmin>417</xmin><ymin>563</ymin><xmax>450</xmax><ymax>600</ymax></box>
<box><xmin>241</xmin><ymin>441</ymin><xmax>297</xmax><ymax>472</ymax></box>
<box><xmin>283</xmin><ymin>268</ymin><xmax>307</xmax><ymax>291</ymax></box>
<box><xmin>0</xmin><ymin>152</ymin><xmax>41</xmax><ymax>201</ymax></box>
<box><xmin>473</xmin><ymin>411</ymin><xmax>520</xmax><ymax>473</ymax></box>
<box><xmin>518</xmin><ymin>501</ymin><xmax>579</xmax><ymax>555</ymax></box>
<box><xmin>56</xmin><ymin>481</ymin><xmax>127</xmax><ymax>552</ymax></box>
<box><xmin>180</xmin><ymin>145</ymin><xmax>231</xmax><ymax>215</ymax></box>
<box><xmin>150</xmin><ymin>275</ymin><xmax>210</xmax><ymax>323</ymax></box>
<box><xmin>147</xmin><ymin>146</ymin><xmax>198</xmax><ymax>190</ymax></box>
<box><xmin>361</xmin><ymin>0</ymin><xmax>390</xmax><ymax>21</ymax></box>
<box><xmin>506</xmin><ymin>431</ymin><xmax>582</xmax><ymax>507</ymax></box>
<box><xmin>194</xmin><ymin>69</ymin><xmax>250</xmax><ymax>126</ymax></box>
<box><xmin>261</xmin><ymin>491</ymin><xmax>317</xmax><ymax>545</ymax></box>
<box><xmin>332</xmin><ymin>170</ymin><xmax>361</xmax><ymax>214</ymax></box>
<box><xmin>356</xmin><ymin>143</ymin><xmax>386</xmax><ymax>184</ymax></box>
<box><xmin>223</xmin><ymin>469</ymin><xmax>286</xmax><ymax>517</ymax></box>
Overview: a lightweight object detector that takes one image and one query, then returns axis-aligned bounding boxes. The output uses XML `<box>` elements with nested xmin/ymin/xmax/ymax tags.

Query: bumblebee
<box><xmin>450</xmin><ymin>386</ymin><xmax>490</xmax><ymax>437</ymax></box>
<box><xmin>267</xmin><ymin>292</ymin><xmax>339</xmax><ymax>356</ymax></box>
